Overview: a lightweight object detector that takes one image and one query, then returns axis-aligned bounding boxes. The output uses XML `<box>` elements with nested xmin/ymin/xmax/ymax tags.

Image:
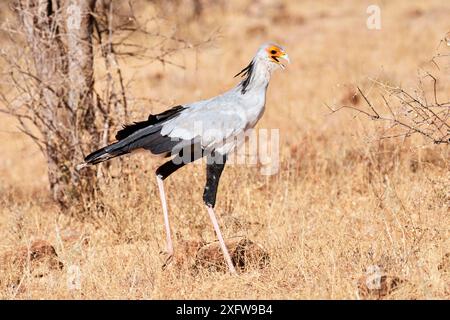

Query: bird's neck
<box><xmin>236</xmin><ymin>59</ymin><xmax>272</xmax><ymax>95</ymax></box>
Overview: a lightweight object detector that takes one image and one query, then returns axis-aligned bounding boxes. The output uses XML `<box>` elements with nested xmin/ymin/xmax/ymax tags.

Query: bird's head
<box><xmin>234</xmin><ymin>42</ymin><xmax>289</xmax><ymax>94</ymax></box>
<box><xmin>255</xmin><ymin>43</ymin><xmax>290</xmax><ymax>70</ymax></box>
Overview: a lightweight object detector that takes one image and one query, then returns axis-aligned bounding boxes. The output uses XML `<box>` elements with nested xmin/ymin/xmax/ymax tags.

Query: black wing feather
<box><xmin>115</xmin><ymin>105</ymin><xmax>185</xmax><ymax>141</ymax></box>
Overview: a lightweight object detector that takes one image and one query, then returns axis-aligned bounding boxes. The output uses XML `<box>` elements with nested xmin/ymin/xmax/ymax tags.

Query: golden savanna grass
<box><xmin>0</xmin><ymin>0</ymin><xmax>449</xmax><ymax>299</ymax></box>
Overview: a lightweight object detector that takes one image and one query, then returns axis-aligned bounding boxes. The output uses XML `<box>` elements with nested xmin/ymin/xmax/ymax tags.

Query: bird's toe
<box><xmin>161</xmin><ymin>253</ymin><xmax>174</xmax><ymax>270</ymax></box>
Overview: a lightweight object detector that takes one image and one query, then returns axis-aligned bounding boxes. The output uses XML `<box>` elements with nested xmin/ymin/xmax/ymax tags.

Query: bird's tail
<box><xmin>76</xmin><ymin>105</ymin><xmax>188</xmax><ymax>171</ymax></box>
<box><xmin>76</xmin><ymin>142</ymin><xmax>129</xmax><ymax>171</ymax></box>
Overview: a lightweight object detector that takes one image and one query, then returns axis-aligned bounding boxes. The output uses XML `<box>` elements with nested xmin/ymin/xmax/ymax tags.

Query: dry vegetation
<box><xmin>0</xmin><ymin>0</ymin><xmax>449</xmax><ymax>299</ymax></box>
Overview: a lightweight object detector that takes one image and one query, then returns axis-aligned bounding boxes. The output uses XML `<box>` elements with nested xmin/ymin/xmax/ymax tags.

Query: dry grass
<box><xmin>0</xmin><ymin>0</ymin><xmax>449</xmax><ymax>299</ymax></box>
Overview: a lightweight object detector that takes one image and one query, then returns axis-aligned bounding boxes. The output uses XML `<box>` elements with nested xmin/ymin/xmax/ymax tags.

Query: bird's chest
<box><xmin>241</xmin><ymin>92</ymin><xmax>266</xmax><ymax>129</ymax></box>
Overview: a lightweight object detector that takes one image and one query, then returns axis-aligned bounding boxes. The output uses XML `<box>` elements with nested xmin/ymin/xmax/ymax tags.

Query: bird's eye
<box><xmin>270</xmin><ymin>50</ymin><xmax>277</xmax><ymax>54</ymax></box>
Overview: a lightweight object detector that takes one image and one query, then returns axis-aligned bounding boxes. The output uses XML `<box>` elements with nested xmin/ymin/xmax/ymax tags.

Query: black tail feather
<box><xmin>83</xmin><ymin>104</ymin><xmax>187</xmax><ymax>166</ymax></box>
<box><xmin>84</xmin><ymin>145</ymin><xmax>128</xmax><ymax>165</ymax></box>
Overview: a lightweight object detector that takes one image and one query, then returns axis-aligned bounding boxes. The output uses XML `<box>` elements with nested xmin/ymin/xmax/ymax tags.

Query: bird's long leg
<box><xmin>155</xmin><ymin>144</ymin><xmax>204</xmax><ymax>269</ymax></box>
<box><xmin>203</xmin><ymin>153</ymin><xmax>237</xmax><ymax>274</ymax></box>
<box><xmin>206</xmin><ymin>205</ymin><xmax>237</xmax><ymax>274</ymax></box>
<box><xmin>156</xmin><ymin>175</ymin><xmax>173</xmax><ymax>267</ymax></box>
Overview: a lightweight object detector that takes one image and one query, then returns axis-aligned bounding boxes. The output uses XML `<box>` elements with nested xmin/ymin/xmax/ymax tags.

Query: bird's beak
<box><xmin>280</xmin><ymin>53</ymin><xmax>290</xmax><ymax>63</ymax></box>
<box><xmin>278</xmin><ymin>52</ymin><xmax>290</xmax><ymax>69</ymax></box>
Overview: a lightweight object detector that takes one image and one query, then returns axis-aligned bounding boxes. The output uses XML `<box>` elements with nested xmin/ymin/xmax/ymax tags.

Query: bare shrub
<box><xmin>0</xmin><ymin>0</ymin><xmax>213</xmax><ymax>211</ymax></box>
<box><xmin>328</xmin><ymin>36</ymin><xmax>450</xmax><ymax>146</ymax></box>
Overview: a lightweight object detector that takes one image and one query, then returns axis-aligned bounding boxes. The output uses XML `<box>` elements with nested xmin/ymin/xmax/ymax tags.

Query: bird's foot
<box><xmin>159</xmin><ymin>250</ymin><xmax>174</xmax><ymax>270</ymax></box>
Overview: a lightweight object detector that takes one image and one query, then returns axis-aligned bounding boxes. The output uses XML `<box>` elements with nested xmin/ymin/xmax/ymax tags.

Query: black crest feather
<box><xmin>234</xmin><ymin>60</ymin><xmax>255</xmax><ymax>94</ymax></box>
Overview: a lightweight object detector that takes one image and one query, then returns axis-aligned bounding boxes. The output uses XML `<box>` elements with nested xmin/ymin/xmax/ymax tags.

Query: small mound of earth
<box><xmin>0</xmin><ymin>240</ymin><xmax>63</xmax><ymax>286</ymax></box>
<box><xmin>194</xmin><ymin>237</ymin><xmax>270</xmax><ymax>273</ymax></box>
<box><xmin>357</xmin><ymin>273</ymin><xmax>404</xmax><ymax>299</ymax></box>
<box><xmin>438</xmin><ymin>253</ymin><xmax>449</xmax><ymax>274</ymax></box>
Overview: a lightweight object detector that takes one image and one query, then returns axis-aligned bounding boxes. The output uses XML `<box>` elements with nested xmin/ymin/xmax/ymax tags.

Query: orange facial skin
<box><xmin>266</xmin><ymin>45</ymin><xmax>285</xmax><ymax>63</ymax></box>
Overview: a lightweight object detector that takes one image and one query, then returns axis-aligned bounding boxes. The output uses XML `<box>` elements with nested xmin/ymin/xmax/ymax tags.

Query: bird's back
<box><xmin>159</xmin><ymin>86</ymin><xmax>267</xmax><ymax>155</ymax></box>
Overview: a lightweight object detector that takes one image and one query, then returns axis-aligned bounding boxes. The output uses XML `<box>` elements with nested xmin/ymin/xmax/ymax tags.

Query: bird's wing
<box><xmin>160</xmin><ymin>96</ymin><xmax>248</xmax><ymax>151</ymax></box>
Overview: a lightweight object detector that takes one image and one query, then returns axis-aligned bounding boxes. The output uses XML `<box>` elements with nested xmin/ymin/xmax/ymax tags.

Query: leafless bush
<box><xmin>329</xmin><ymin>36</ymin><xmax>450</xmax><ymax>146</ymax></box>
<box><xmin>148</xmin><ymin>0</ymin><xmax>227</xmax><ymax>20</ymax></box>
<box><xmin>0</xmin><ymin>0</ymin><xmax>214</xmax><ymax>211</ymax></box>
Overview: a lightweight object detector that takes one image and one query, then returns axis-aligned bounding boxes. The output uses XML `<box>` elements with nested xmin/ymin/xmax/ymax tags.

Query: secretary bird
<box><xmin>77</xmin><ymin>43</ymin><xmax>289</xmax><ymax>274</ymax></box>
